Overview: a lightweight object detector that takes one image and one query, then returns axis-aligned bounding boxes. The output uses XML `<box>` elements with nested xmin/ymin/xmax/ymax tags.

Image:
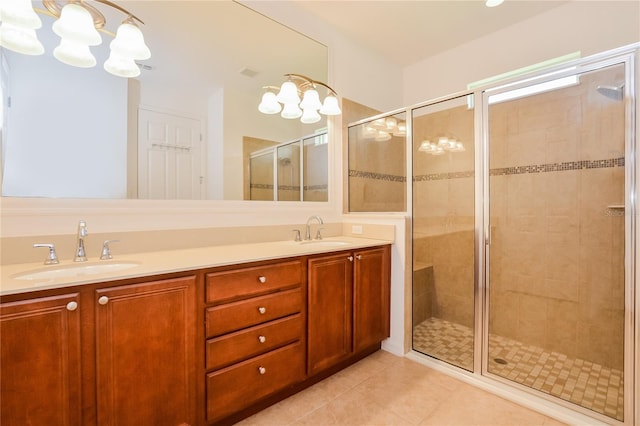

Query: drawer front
<box><xmin>206</xmin><ymin>341</ymin><xmax>305</xmax><ymax>423</ymax></box>
<box><xmin>206</xmin><ymin>314</ymin><xmax>303</xmax><ymax>371</ymax></box>
<box><xmin>206</xmin><ymin>260</ymin><xmax>304</xmax><ymax>304</ymax></box>
<box><xmin>206</xmin><ymin>288</ymin><xmax>302</xmax><ymax>337</ymax></box>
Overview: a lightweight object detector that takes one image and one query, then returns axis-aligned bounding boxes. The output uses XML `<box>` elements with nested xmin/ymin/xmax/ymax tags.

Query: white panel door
<box><xmin>138</xmin><ymin>108</ymin><xmax>203</xmax><ymax>199</ymax></box>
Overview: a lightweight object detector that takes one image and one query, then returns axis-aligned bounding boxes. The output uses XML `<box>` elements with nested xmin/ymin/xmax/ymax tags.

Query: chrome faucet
<box><xmin>305</xmin><ymin>215</ymin><xmax>324</xmax><ymax>240</ymax></box>
<box><xmin>74</xmin><ymin>220</ymin><xmax>88</xmax><ymax>262</ymax></box>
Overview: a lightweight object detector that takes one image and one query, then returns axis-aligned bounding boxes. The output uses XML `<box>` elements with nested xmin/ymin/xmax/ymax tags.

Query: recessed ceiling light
<box><xmin>486</xmin><ymin>0</ymin><xmax>505</xmax><ymax>7</ymax></box>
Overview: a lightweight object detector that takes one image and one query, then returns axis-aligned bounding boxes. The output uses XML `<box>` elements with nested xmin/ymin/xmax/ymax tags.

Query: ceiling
<box><xmin>290</xmin><ymin>0</ymin><xmax>569</xmax><ymax>67</ymax></box>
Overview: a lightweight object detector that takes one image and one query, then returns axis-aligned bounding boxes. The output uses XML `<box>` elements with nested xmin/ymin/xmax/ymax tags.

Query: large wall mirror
<box><xmin>0</xmin><ymin>0</ymin><xmax>329</xmax><ymax>201</ymax></box>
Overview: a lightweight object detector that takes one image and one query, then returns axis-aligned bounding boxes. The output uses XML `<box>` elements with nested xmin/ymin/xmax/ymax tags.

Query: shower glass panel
<box><xmin>486</xmin><ymin>63</ymin><xmax>626</xmax><ymax>421</ymax></box>
<box><xmin>348</xmin><ymin>112</ymin><xmax>407</xmax><ymax>212</ymax></box>
<box><xmin>412</xmin><ymin>95</ymin><xmax>476</xmax><ymax>371</ymax></box>
<box><xmin>277</xmin><ymin>142</ymin><xmax>301</xmax><ymax>201</ymax></box>
<box><xmin>249</xmin><ymin>151</ymin><xmax>274</xmax><ymax>201</ymax></box>
<box><xmin>303</xmin><ymin>133</ymin><xmax>328</xmax><ymax>201</ymax></box>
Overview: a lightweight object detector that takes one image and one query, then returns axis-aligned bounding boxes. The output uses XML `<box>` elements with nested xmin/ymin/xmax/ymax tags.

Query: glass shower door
<box><xmin>412</xmin><ymin>95</ymin><xmax>476</xmax><ymax>371</ymax></box>
<box><xmin>486</xmin><ymin>62</ymin><xmax>628</xmax><ymax>421</ymax></box>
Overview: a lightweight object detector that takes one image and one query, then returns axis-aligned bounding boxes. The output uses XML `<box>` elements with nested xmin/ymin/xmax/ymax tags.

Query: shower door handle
<box><xmin>485</xmin><ymin>226</ymin><xmax>492</xmax><ymax>246</ymax></box>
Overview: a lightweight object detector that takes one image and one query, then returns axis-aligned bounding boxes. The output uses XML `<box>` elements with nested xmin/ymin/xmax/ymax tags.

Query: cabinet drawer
<box><xmin>206</xmin><ymin>288</ymin><xmax>302</xmax><ymax>337</ymax></box>
<box><xmin>206</xmin><ymin>341</ymin><xmax>305</xmax><ymax>423</ymax></box>
<box><xmin>206</xmin><ymin>313</ymin><xmax>303</xmax><ymax>371</ymax></box>
<box><xmin>206</xmin><ymin>260</ymin><xmax>304</xmax><ymax>304</ymax></box>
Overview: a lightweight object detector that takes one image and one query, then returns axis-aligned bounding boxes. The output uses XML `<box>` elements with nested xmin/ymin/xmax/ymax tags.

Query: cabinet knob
<box><xmin>356</xmin><ymin>254</ymin><xmax>362</xmax><ymax>260</ymax></box>
<box><xmin>66</xmin><ymin>301</ymin><xmax>78</xmax><ymax>311</ymax></box>
<box><xmin>258</xmin><ymin>306</ymin><xmax>266</xmax><ymax>314</ymax></box>
<box><xmin>258</xmin><ymin>366</ymin><xmax>266</xmax><ymax>375</ymax></box>
<box><xmin>98</xmin><ymin>296</ymin><xmax>109</xmax><ymax>305</ymax></box>
<box><xmin>258</xmin><ymin>276</ymin><xmax>267</xmax><ymax>283</ymax></box>
<box><xmin>348</xmin><ymin>256</ymin><xmax>354</xmax><ymax>262</ymax></box>
<box><xmin>258</xmin><ymin>335</ymin><xmax>266</xmax><ymax>343</ymax></box>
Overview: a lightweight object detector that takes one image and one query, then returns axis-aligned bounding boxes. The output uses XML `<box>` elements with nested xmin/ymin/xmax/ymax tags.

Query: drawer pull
<box><xmin>258</xmin><ymin>366</ymin><xmax>266</xmax><ymax>375</ymax></box>
<box><xmin>348</xmin><ymin>256</ymin><xmax>354</xmax><ymax>262</ymax></box>
<box><xmin>258</xmin><ymin>306</ymin><xmax>266</xmax><ymax>314</ymax></box>
<box><xmin>66</xmin><ymin>301</ymin><xmax>78</xmax><ymax>311</ymax></box>
<box><xmin>98</xmin><ymin>296</ymin><xmax>109</xmax><ymax>305</ymax></box>
<box><xmin>258</xmin><ymin>276</ymin><xmax>267</xmax><ymax>283</ymax></box>
<box><xmin>258</xmin><ymin>335</ymin><xmax>266</xmax><ymax>343</ymax></box>
<box><xmin>356</xmin><ymin>254</ymin><xmax>362</xmax><ymax>260</ymax></box>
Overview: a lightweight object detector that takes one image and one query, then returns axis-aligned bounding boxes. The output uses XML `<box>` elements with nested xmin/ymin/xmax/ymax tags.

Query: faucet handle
<box><xmin>34</xmin><ymin>243</ymin><xmax>59</xmax><ymax>265</ymax></box>
<box><xmin>100</xmin><ymin>240</ymin><xmax>119</xmax><ymax>260</ymax></box>
<box><xmin>315</xmin><ymin>228</ymin><xmax>324</xmax><ymax>240</ymax></box>
<box><xmin>292</xmin><ymin>229</ymin><xmax>301</xmax><ymax>242</ymax></box>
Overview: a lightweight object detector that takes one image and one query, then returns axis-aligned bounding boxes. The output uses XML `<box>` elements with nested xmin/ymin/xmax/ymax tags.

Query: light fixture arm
<box><xmin>41</xmin><ymin>0</ymin><xmax>145</xmax><ymax>28</ymax></box>
<box><xmin>284</xmin><ymin>73</ymin><xmax>338</xmax><ymax>96</ymax></box>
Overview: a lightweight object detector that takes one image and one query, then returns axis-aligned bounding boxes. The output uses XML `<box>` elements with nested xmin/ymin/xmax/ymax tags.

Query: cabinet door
<box><xmin>1</xmin><ymin>293</ymin><xmax>82</xmax><ymax>426</ymax></box>
<box><xmin>307</xmin><ymin>253</ymin><xmax>353</xmax><ymax>375</ymax></box>
<box><xmin>95</xmin><ymin>276</ymin><xmax>196</xmax><ymax>426</ymax></box>
<box><xmin>353</xmin><ymin>246</ymin><xmax>391</xmax><ymax>353</ymax></box>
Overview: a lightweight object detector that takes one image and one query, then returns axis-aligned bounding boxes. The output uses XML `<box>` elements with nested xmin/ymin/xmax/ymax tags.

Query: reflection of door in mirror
<box><xmin>137</xmin><ymin>108</ymin><xmax>204</xmax><ymax>200</ymax></box>
<box><xmin>277</xmin><ymin>143</ymin><xmax>301</xmax><ymax>201</ymax></box>
<box><xmin>249</xmin><ymin>151</ymin><xmax>274</xmax><ymax>201</ymax></box>
<box><xmin>303</xmin><ymin>134</ymin><xmax>328</xmax><ymax>202</ymax></box>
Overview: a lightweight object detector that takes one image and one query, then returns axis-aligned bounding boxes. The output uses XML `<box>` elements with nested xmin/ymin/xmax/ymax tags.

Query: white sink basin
<box><xmin>13</xmin><ymin>261</ymin><xmax>140</xmax><ymax>281</ymax></box>
<box><xmin>299</xmin><ymin>240</ymin><xmax>350</xmax><ymax>247</ymax></box>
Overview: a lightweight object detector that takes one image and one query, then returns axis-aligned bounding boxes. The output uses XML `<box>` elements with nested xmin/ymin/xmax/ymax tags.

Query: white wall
<box><xmin>2</xmin><ymin>52</ymin><xmax>127</xmax><ymax>198</ymax></box>
<box><xmin>403</xmin><ymin>1</ymin><xmax>640</xmax><ymax>104</ymax></box>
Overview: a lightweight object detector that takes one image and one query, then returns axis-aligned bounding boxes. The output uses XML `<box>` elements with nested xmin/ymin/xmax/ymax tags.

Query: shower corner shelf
<box><xmin>607</xmin><ymin>205</ymin><xmax>625</xmax><ymax>209</ymax></box>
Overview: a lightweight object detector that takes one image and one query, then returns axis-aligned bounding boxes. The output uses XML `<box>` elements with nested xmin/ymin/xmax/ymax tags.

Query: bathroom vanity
<box><xmin>0</xmin><ymin>237</ymin><xmax>391</xmax><ymax>426</ymax></box>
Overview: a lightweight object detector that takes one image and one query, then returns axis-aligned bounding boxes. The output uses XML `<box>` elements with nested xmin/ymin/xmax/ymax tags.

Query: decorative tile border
<box><xmin>249</xmin><ymin>184</ymin><xmax>328</xmax><ymax>190</ymax></box>
<box><xmin>411</xmin><ymin>157</ymin><xmax>624</xmax><ymax>182</ymax></box>
<box><xmin>349</xmin><ymin>169</ymin><xmax>407</xmax><ymax>182</ymax></box>
<box><xmin>489</xmin><ymin>157</ymin><xmax>624</xmax><ymax>177</ymax></box>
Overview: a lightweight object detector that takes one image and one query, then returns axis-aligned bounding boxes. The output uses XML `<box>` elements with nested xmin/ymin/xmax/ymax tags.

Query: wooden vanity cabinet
<box><xmin>204</xmin><ymin>259</ymin><xmax>306</xmax><ymax>424</ymax></box>
<box><xmin>0</xmin><ymin>293</ymin><xmax>82</xmax><ymax>426</ymax></box>
<box><xmin>0</xmin><ymin>274</ymin><xmax>197</xmax><ymax>426</ymax></box>
<box><xmin>94</xmin><ymin>275</ymin><xmax>197</xmax><ymax>426</ymax></box>
<box><xmin>308</xmin><ymin>246</ymin><xmax>390</xmax><ymax>376</ymax></box>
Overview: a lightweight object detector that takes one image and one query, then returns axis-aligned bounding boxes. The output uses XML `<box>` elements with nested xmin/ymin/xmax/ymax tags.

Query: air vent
<box><xmin>238</xmin><ymin>67</ymin><xmax>258</xmax><ymax>78</ymax></box>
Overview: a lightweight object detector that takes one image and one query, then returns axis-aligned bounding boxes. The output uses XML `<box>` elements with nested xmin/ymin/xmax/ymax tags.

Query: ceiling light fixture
<box><xmin>259</xmin><ymin>73</ymin><xmax>341</xmax><ymax>124</ymax></box>
<box><xmin>418</xmin><ymin>136</ymin><xmax>465</xmax><ymax>155</ymax></box>
<box><xmin>0</xmin><ymin>0</ymin><xmax>150</xmax><ymax>78</ymax></box>
<box><xmin>485</xmin><ymin>0</ymin><xmax>505</xmax><ymax>7</ymax></box>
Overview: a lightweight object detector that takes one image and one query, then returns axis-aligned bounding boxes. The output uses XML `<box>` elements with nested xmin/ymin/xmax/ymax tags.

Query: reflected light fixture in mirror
<box><xmin>259</xmin><ymin>73</ymin><xmax>341</xmax><ymax>124</ymax></box>
<box><xmin>0</xmin><ymin>0</ymin><xmax>150</xmax><ymax>77</ymax></box>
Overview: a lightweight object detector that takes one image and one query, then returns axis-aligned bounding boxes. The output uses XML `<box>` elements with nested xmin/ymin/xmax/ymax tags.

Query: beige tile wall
<box><xmin>488</xmin><ymin>66</ymin><xmax>626</xmax><ymax>370</ymax></box>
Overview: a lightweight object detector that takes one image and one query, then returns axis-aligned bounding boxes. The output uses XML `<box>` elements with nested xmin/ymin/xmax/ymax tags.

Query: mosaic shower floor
<box><xmin>413</xmin><ymin>317</ymin><xmax>624</xmax><ymax>421</ymax></box>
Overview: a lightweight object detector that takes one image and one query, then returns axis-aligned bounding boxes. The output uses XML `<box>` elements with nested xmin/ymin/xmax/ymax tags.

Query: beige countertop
<box><xmin>0</xmin><ymin>236</ymin><xmax>392</xmax><ymax>296</ymax></box>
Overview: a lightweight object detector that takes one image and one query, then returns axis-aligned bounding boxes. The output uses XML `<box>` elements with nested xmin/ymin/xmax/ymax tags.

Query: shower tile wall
<box><xmin>488</xmin><ymin>68</ymin><xmax>626</xmax><ymax>371</ymax></box>
<box><xmin>346</xmin><ymin>99</ymin><xmax>406</xmax><ymax>212</ymax></box>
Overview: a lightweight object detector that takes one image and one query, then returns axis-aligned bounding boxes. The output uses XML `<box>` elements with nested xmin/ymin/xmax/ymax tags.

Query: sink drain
<box><xmin>493</xmin><ymin>358</ymin><xmax>508</xmax><ymax>365</ymax></box>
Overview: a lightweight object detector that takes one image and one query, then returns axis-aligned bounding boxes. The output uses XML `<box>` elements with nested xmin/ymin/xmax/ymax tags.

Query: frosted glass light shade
<box><xmin>485</xmin><ymin>0</ymin><xmax>504</xmax><ymax>7</ymax></box>
<box><xmin>52</xmin><ymin>4</ymin><xmax>101</xmax><ymax>46</ymax></box>
<box><xmin>301</xmin><ymin>107</ymin><xmax>321</xmax><ymax>124</ymax></box>
<box><xmin>110</xmin><ymin>22</ymin><xmax>150</xmax><ymax>60</ymax></box>
<box><xmin>374</xmin><ymin>131</ymin><xmax>391</xmax><ymax>142</ymax></box>
<box><xmin>299</xmin><ymin>89</ymin><xmax>322</xmax><ymax>110</ymax></box>
<box><xmin>281</xmin><ymin>102</ymin><xmax>302</xmax><ymax>119</ymax></box>
<box><xmin>319</xmin><ymin>95</ymin><xmax>341</xmax><ymax>115</ymax></box>
<box><xmin>54</xmin><ymin>39</ymin><xmax>96</xmax><ymax>67</ymax></box>
<box><xmin>104</xmin><ymin>51</ymin><xmax>140</xmax><ymax>77</ymax></box>
<box><xmin>258</xmin><ymin>92</ymin><xmax>281</xmax><ymax>114</ymax></box>
<box><xmin>0</xmin><ymin>24</ymin><xmax>44</xmax><ymax>55</ymax></box>
<box><xmin>0</xmin><ymin>0</ymin><xmax>42</xmax><ymax>29</ymax></box>
<box><xmin>394</xmin><ymin>123</ymin><xmax>406</xmax><ymax>136</ymax></box>
<box><xmin>276</xmin><ymin>81</ymin><xmax>300</xmax><ymax>104</ymax></box>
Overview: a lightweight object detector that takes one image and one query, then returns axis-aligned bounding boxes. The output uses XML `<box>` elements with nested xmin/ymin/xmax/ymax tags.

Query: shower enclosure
<box><xmin>349</xmin><ymin>44</ymin><xmax>637</xmax><ymax>425</ymax></box>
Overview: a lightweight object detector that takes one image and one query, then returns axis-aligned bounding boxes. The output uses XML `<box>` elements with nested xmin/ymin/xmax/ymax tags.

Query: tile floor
<box><xmin>237</xmin><ymin>350</ymin><xmax>568</xmax><ymax>426</ymax></box>
<box><xmin>413</xmin><ymin>317</ymin><xmax>624</xmax><ymax>421</ymax></box>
